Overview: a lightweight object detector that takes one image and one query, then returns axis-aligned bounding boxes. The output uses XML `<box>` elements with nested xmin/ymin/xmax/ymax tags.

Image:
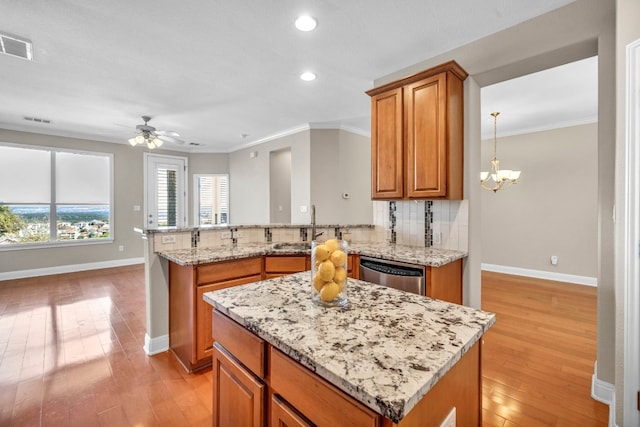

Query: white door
<box><xmin>144</xmin><ymin>153</ymin><xmax>187</xmax><ymax>228</ymax></box>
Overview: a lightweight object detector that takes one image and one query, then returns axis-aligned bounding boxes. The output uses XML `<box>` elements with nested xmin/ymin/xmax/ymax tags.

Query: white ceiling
<box><xmin>481</xmin><ymin>56</ymin><xmax>598</xmax><ymax>140</ymax></box>
<box><xmin>0</xmin><ymin>0</ymin><xmax>581</xmax><ymax>153</ymax></box>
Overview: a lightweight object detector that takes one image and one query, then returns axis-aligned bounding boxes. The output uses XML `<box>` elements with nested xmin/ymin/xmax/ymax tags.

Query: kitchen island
<box><xmin>204</xmin><ymin>272</ymin><xmax>495</xmax><ymax>426</ymax></box>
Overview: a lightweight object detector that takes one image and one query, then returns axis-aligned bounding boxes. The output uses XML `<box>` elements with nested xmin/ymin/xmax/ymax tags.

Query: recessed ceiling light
<box><xmin>295</xmin><ymin>15</ymin><xmax>317</xmax><ymax>32</ymax></box>
<box><xmin>300</xmin><ymin>72</ymin><xmax>316</xmax><ymax>81</ymax></box>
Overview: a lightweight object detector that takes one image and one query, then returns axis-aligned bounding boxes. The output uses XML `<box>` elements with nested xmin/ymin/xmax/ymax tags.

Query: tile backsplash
<box><xmin>372</xmin><ymin>200</ymin><xmax>469</xmax><ymax>251</ymax></box>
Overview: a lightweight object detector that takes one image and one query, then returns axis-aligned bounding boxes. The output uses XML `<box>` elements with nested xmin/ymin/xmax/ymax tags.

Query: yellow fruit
<box><xmin>314</xmin><ymin>244</ymin><xmax>330</xmax><ymax>262</ymax></box>
<box><xmin>320</xmin><ymin>281</ymin><xmax>340</xmax><ymax>302</ymax></box>
<box><xmin>318</xmin><ymin>260</ymin><xmax>335</xmax><ymax>281</ymax></box>
<box><xmin>333</xmin><ymin>267</ymin><xmax>347</xmax><ymax>284</ymax></box>
<box><xmin>324</xmin><ymin>239</ymin><xmax>340</xmax><ymax>253</ymax></box>
<box><xmin>313</xmin><ymin>274</ymin><xmax>325</xmax><ymax>292</ymax></box>
<box><xmin>330</xmin><ymin>249</ymin><xmax>346</xmax><ymax>267</ymax></box>
<box><xmin>336</xmin><ymin>280</ymin><xmax>344</xmax><ymax>293</ymax></box>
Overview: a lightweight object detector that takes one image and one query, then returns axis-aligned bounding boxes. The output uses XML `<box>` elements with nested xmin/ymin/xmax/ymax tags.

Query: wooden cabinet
<box><xmin>367</xmin><ymin>61</ymin><xmax>467</xmax><ymax>200</ymax></box>
<box><xmin>264</xmin><ymin>255</ymin><xmax>308</xmax><ymax>279</ymax></box>
<box><xmin>168</xmin><ymin>257</ymin><xmax>262</xmax><ymax>371</ymax></box>
<box><xmin>212</xmin><ymin>344</ymin><xmax>265</xmax><ymax>427</ymax></box>
<box><xmin>427</xmin><ymin>259</ymin><xmax>463</xmax><ymax>305</ymax></box>
<box><xmin>270</xmin><ymin>347</ymin><xmax>382</xmax><ymax>427</ymax></box>
<box><xmin>348</xmin><ymin>254</ymin><xmax>360</xmax><ymax>279</ymax></box>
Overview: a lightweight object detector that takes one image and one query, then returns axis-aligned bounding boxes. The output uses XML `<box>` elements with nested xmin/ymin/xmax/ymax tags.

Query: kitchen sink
<box><xmin>272</xmin><ymin>242</ymin><xmax>311</xmax><ymax>251</ymax></box>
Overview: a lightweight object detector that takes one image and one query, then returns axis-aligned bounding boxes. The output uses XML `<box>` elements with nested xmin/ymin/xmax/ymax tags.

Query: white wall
<box><xmin>480</xmin><ymin>124</ymin><xmax>598</xmax><ymax>280</ymax></box>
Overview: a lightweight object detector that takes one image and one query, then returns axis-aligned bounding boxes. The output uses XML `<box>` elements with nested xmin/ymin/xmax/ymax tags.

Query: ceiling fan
<box><xmin>128</xmin><ymin>116</ymin><xmax>185</xmax><ymax>149</ymax></box>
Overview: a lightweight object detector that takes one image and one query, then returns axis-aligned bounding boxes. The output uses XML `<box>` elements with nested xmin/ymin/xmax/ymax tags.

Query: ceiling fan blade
<box><xmin>155</xmin><ymin>130</ymin><xmax>180</xmax><ymax>137</ymax></box>
<box><xmin>157</xmin><ymin>135</ymin><xmax>185</xmax><ymax>145</ymax></box>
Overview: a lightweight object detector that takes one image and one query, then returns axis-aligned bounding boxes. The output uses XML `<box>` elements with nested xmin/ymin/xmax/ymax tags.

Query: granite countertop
<box><xmin>158</xmin><ymin>242</ymin><xmax>466</xmax><ymax>267</ymax></box>
<box><xmin>203</xmin><ymin>272</ymin><xmax>495</xmax><ymax>423</ymax></box>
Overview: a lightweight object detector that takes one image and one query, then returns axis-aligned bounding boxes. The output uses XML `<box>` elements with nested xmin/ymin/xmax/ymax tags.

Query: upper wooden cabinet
<box><xmin>367</xmin><ymin>61</ymin><xmax>467</xmax><ymax>200</ymax></box>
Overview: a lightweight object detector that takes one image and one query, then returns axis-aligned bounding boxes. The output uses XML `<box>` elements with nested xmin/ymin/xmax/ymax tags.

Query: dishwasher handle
<box><xmin>360</xmin><ymin>260</ymin><xmax>423</xmax><ymax>277</ymax></box>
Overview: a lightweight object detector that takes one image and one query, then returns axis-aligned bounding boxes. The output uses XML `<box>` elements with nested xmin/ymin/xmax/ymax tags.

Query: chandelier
<box><xmin>481</xmin><ymin>112</ymin><xmax>521</xmax><ymax>192</ymax></box>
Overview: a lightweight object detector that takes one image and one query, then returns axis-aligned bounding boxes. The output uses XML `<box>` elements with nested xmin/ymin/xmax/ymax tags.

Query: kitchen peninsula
<box><xmin>204</xmin><ymin>273</ymin><xmax>495</xmax><ymax>426</ymax></box>
<box><xmin>158</xmin><ymin>241</ymin><xmax>466</xmax><ymax>371</ymax></box>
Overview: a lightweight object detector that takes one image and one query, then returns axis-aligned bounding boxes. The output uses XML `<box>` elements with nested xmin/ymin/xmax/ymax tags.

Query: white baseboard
<box><xmin>0</xmin><ymin>257</ymin><xmax>145</xmax><ymax>281</ymax></box>
<box><xmin>481</xmin><ymin>263</ymin><xmax>597</xmax><ymax>286</ymax></box>
<box><xmin>144</xmin><ymin>333</ymin><xmax>169</xmax><ymax>356</ymax></box>
<box><xmin>591</xmin><ymin>362</ymin><xmax>616</xmax><ymax>427</ymax></box>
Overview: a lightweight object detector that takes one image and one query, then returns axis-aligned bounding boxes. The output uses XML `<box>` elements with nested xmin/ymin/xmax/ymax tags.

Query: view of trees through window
<box><xmin>0</xmin><ymin>144</ymin><xmax>112</xmax><ymax>246</ymax></box>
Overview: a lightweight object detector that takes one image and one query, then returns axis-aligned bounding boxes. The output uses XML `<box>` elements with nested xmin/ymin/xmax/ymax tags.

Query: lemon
<box><xmin>333</xmin><ymin>267</ymin><xmax>347</xmax><ymax>284</ymax></box>
<box><xmin>313</xmin><ymin>274</ymin><xmax>325</xmax><ymax>292</ymax></box>
<box><xmin>324</xmin><ymin>239</ymin><xmax>340</xmax><ymax>253</ymax></box>
<box><xmin>318</xmin><ymin>260</ymin><xmax>336</xmax><ymax>281</ymax></box>
<box><xmin>320</xmin><ymin>281</ymin><xmax>340</xmax><ymax>302</ymax></box>
<box><xmin>330</xmin><ymin>249</ymin><xmax>346</xmax><ymax>267</ymax></box>
<box><xmin>336</xmin><ymin>281</ymin><xmax>344</xmax><ymax>293</ymax></box>
<box><xmin>314</xmin><ymin>244</ymin><xmax>330</xmax><ymax>262</ymax></box>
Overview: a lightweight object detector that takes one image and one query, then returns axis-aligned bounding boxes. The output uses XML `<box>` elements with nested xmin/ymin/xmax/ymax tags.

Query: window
<box><xmin>0</xmin><ymin>143</ymin><xmax>113</xmax><ymax>248</ymax></box>
<box><xmin>194</xmin><ymin>174</ymin><xmax>229</xmax><ymax>226</ymax></box>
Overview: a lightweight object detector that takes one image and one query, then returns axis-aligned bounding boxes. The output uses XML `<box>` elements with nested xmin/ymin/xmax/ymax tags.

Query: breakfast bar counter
<box><xmin>204</xmin><ymin>272</ymin><xmax>495</xmax><ymax>425</ymax></box>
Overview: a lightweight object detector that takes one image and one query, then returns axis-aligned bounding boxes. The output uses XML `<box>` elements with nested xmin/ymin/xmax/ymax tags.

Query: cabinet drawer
<box><xmin>270</xmin><ymin>347</ymin><xmax>381</xmax><ymax>427</ymax></box>
<box><xmin>270</xmin><ymin>394</ymin><xmax>313</xmax><ymax>427</ymax></box>
<box><xmin>264</xmin><ymin>256</ymin><xmax>308</xmax><ymax>273</ymax></box>
<box><xmin>197</xmin><ymin>257</ymin><xmax>262</xmax><ymax>285</ymax></box>
<box><xmin>212</xmin><ymin>311</ymin><xmax>266</xmax><ymax>377</ymax></box>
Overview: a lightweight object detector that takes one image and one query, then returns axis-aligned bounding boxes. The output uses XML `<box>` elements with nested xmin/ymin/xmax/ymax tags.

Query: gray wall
<box><xmin>481</xmin><ymin>124</ymin><xmax>598</xmax><ymax>278</ymax></box>
<box><xmin>0</xmin><ymin>129</ymin><xmax>146</xmax><ymax>274</ymax></box>
<box><xmin>373</xmin><ymin>0</ymin><xmax>616</xmax><ymax>392</ymax></box>
<box><xmin>615</xmin><ymin>0</ymin><xmax>640</xmax><ymax>423</ymax></box>
<box><xmin>269</xmin><ymin>148</ymin><xmax>292</xmax><ymax>223</ymax></box>
<box><xmin>229</xmin><ymin>128</ymin><xmax>372</xmax><ymax>225</ymax></box>
<box><xmin>310</xmin><ymin>129</ymin><xmax>372</xmax><ymax>224</ymax></box>
<box><xmin>229</xmin><ymin>130</ymin><xmax>311</xmax><ymax>224</ymax></box>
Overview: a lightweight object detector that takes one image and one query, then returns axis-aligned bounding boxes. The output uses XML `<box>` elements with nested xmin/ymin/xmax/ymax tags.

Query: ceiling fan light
<box><xmin>153</xmin><ymin>137</ymin><xmax>163</xmax><ymax>147</ymax></box>
<box><xmin>480</xmin><ymin>171</ymin><xmax>489</xmax><ymax>181</ymax></box>
<box><xmin>510</xmin><ymin>170</ymin><xmax>521</xmax><ymax>180</ymax></box>
<box><xmin>128</xmin><ymin>137</ymin><xmax>138</xmax><ymax>146</ymax></box>
<box><xmin>147</xmin><ymin>141</ymin><xmax>156</xmax><ymax>149</ymax></box>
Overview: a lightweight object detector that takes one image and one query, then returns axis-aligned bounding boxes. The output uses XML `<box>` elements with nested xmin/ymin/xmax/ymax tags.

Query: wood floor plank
<box><xmin>481</xmin><ymin>271</ymin><xmax>608</xmax><ymax>426</ymax></box>
<box><xmin>0</xmin><ymin>266</ymin><xmax>609</xmax><ymax>426</ymax></box>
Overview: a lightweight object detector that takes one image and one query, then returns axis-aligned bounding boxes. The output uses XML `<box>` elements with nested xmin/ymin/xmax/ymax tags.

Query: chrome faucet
<box><xmin>311</xmin><ymin>204</ymin><xmax>323</xmax><ymax>240</ymax></box>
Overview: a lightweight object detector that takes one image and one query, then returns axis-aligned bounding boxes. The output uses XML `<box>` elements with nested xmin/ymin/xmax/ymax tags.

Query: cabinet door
<box><xmin>264</xmin><ymin>256</ymin><xmax>308</xmax><ymax>276</ymax></box>
<box><xmin>371</xmin><ymin>87</ymin><xmax>404</xmax><ymax>199</ymax></box>
<box><xmin>212</xmin><ymin>344</ymin><xmax>265</xmax><ymax>427</ymax></box>
<box><xmin>270</xmin><ymin>394</ymin><xmax>313</xmax><ymax>427</ymax></box>
<box><xmin>405</xmin><ymin>73</ymin><xmax>448</xmax><ymax>198</ymax></box>
<box><xmin>196</xmin><ymin>274</ymin><xmax>262</xmax><ymax>361</ymax></box>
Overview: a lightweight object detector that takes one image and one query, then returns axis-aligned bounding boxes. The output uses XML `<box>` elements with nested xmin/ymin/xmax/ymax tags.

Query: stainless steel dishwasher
<box><xmin>359</xmin><ymin>256</ymin><xmax>426</xmax><ymax>295</ymax></box>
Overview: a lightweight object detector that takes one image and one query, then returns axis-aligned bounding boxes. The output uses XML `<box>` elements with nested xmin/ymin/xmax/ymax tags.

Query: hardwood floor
<box><xmin>0</xmin><ymin>266</ymin><xmax>609</xmax><ymax>426</ymax></box>
<box><xmin>481</xmin><ymin>271</ymin><xmax>609</xmax><ymax>426</ymax></box>
<box><xmin>0</xmin><ymin>265</ymin><xmax>212</xmax><ymax>427</ymax></box>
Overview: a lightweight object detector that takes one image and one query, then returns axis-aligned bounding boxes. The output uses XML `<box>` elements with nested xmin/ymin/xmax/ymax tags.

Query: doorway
<box><xmin>269</xmin><ymin>148</ymin><xmax>292</xmax><ymax>224</ymax></box>
<box><xmin>144</xmin><ymin>153</ymin><xmax>188</xmax><ymax>228</ymax></box>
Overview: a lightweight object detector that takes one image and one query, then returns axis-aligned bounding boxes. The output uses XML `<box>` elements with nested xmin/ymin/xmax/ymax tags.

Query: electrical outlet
<box><xmin>439</xmin><ymin>407</ymin><xmax>456</xmax><ymax>427</ymax></box>
<box><xmin>550</xmin><ymin>255</ymin><xmax>558</xmax><ymax>265</ymax></box>
<box><xmin>300</xmin><ymin>205</ymin><xmax>308</xmax><ymax>213</ymax></box>
<box><xmin>433</xmin><ymin>231</ymin><xmax>442</xmax><ymax>245</ymax></box>
<box><xmin>118</xmin><ymin>245</ymin><xmax>125</xmax><ymax>252</ymax></box>
<box><xmin>221</xmin><ymin>231</ymin><xmax>232</xmax><ymax>239</ymax></box>
<box><xmin>161</xmin><ymin>235</ymin><xmax>177</xmax><ymax>244</ymax></box>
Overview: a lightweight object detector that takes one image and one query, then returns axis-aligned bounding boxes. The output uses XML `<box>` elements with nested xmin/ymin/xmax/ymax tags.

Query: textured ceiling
<box><xmin>0</xmin><ymin>0</ymin><xmax>577</xmax><ymax>152</ymax></box>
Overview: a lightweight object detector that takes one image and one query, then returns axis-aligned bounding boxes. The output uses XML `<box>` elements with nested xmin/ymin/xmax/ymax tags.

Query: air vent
<box><xmin>1</xmin><ymin>32</ymin><xmax>33</xmax><ymax>60</ymax></box>
<box><xmin>24</xmin><ymin>116</ymin><xmax>51</xmax><ymax>124</ymax></box>
<box><xmin>188</xmin><ymin>142</ymin><xmax>202</xmax><ymax>146</ymax></box>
